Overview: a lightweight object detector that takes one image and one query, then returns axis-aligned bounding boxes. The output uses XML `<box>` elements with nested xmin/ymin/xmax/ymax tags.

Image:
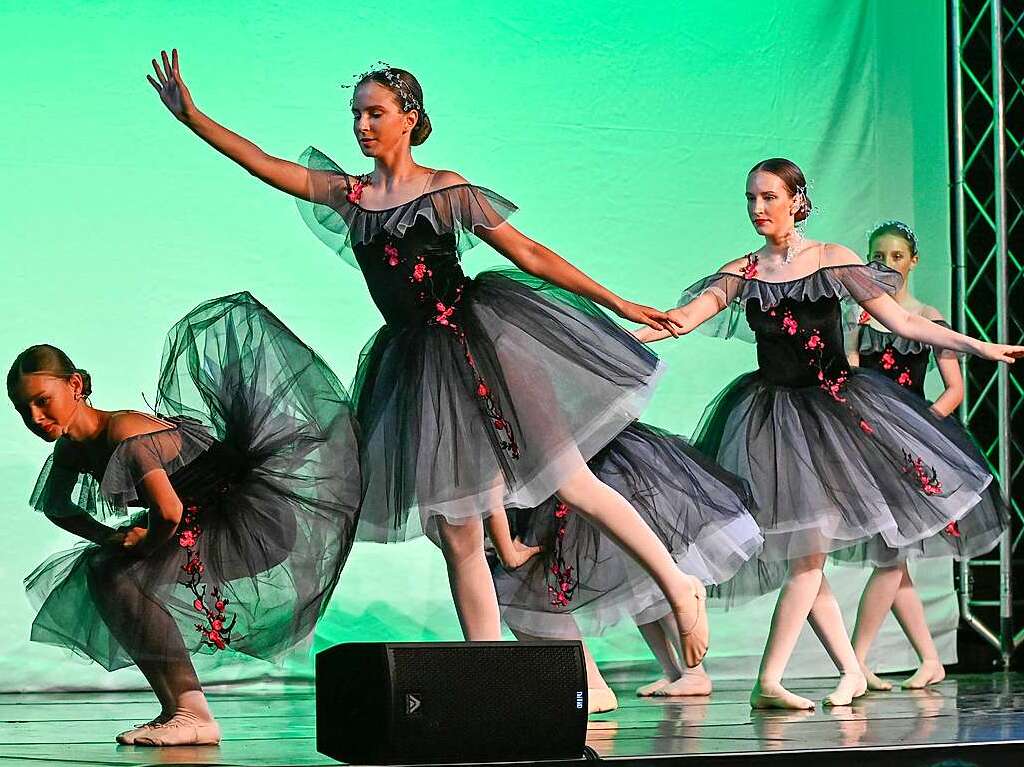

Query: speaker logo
<box><xmin>406</xmin><ymin>693</ymin><xmax>422</xmax><ymax>715</ymax></box>
<box><xmin>576</xmin><ymin>691</ymin><xmax>584</xmax><ymax>710</ymax></box>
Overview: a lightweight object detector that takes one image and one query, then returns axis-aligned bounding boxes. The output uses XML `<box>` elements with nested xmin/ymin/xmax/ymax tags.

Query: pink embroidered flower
<box><xmin>904</xmin><ymin>454</ymin><xmax>943</xmax><ymax>495</ymax></box>
<box><xmin>782</xmin><ymin>311</ymin><xmax>799</xmax><ymax>336</ymax></box>
<box><xmin>881</xmin><ymin>349</ymin><xmax>897</xmax><ymax>370</ymax></box>
<box><xmin>476</xmin><ymin>382</ymin><xmax>489</xmax><ymax>398</ymax></box>
<box><xmin>193</xmin><ymin>598</ymin><xmax>206</xmax><ymax>613</ymax></box>
<box><xmin>384</xmin><ymin>243</ymin><xmax>400</xmax><ymax>267</ymax></box>
<box><xmin>859</xmin><ymin>419</ymin><xmax>874</xmax><ymax>434</ymax></box>
<box><xmin>207</xmin><ymin>630</ymin><xmax>226</xmax><ymax>650</ymax></box>
<box><xmin>897</xmin><ymin>371</ymin><xmax>912</xmax><ymax>387</ymax></box>
<box><xmin>493</xmin><ymin>418</ymin><xmax>506</xmax><ymax>430</ymax></box>
<box><xmin>805</xmin><ymin>334</ymin><xmax>823</xmax><ymax>350</ymax></box>
<box><xmin>741</xmin><ymin>260</ymin><xmax>758</xmax><ymax>280</ymax></box>
<box><xmin>178</xmin><ymin>529</ymin><xmax>197</xmax><ymax>548</ymax></box>
<box><xmin>820</xmin><ymin>375</ymin><xmax>848</xmax><ymax>403</ymax></box>
<box><xmin>945</xmin><ymin>521</ymin><xmax>961</xmax><ymax>538</ymax></box>
<box><xmin>346</xmin><ymin>179</ymin><xmax>365</xmax><ymax>204</ymax></box>
<box><xmin>858</xmin><ymin>310</ymin><xmax>871</xmax><ymax>325</ymax></box>
<box><xmin>433</xmin><ymin>301</ymin><xmax>455</xmax><ymax>326</ymax></box>
<box><xmin>215</xmin><ymin>599</ymin><xmax>226</xmax><ymax>611</ymax></box>
<box><xmin>554</xmin><ymin>502</ymin><xmax>569</xmax><ymax>519</ymax></box>
<box><xmin>411</xmin><ymin>261</ymin><xmax>431</xmax><ymax>282</ymax></box>
<box><xmin>212</xmin><ymin>619</ymin><xmax>224</xmax><ymax>631</ymax></box>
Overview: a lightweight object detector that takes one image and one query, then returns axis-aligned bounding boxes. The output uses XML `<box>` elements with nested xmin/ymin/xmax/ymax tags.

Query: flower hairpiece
<box><xmin>343</xmin><ymin>61</ymin><xmax>422</xmax><ymax>113</ymax></box>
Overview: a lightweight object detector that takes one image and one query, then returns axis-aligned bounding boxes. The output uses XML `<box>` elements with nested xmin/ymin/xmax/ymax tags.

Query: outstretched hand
<box><xmin>617</xmin><ymin>301</ymin><xmax>683</xmax><ymax>337</ymax></box>
<box><xmin>979</xmin><ymin>343</ymin><xmax>1024</xmax><ymax>363</ymax></box>
<box><xmin>147</xmin><ymin>49</ymin><xmax>195</xmax><ymax>122</ymax></box>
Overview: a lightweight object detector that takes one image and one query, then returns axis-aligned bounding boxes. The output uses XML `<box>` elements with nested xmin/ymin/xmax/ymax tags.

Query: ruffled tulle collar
<box><xmin>714</xmin><ymin>262</ymin><xmax>903</xmax><ymax>311</ymax></box>
<box><xmin>296</xmin><ymin>147</ymin><xmax>517</xmax><ymax>269</ymax></box>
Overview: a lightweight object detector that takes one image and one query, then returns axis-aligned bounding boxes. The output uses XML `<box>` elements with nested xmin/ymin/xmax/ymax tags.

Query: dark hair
<box><xmin>7</xmin><ymin>344</ymin><xmax>92</xmax><ymax>399</ymax></box>
<box><xmin>748</xmin><ymin>157</ymin><xmax>813</xmax><ymax>222</ymax></box>
<box><xmin>356</xmin><ymin>67</ymin><xmax>432</xmax><ymax>146</ymax></box>
<box><xmin>869</xmin><ymin>220</ymin><xmax>918</xmax><ymax>255</ymax></box>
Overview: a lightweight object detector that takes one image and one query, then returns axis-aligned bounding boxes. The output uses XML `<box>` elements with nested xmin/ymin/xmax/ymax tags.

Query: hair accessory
<box><xmin>343</xmin><ymin>61</ymin><xmax>422</xmax><ymax>113</ymax></box>
<box><xmin>868</xmin><ymin>220</ymin><xmax>918</xmax><ymax>254</ymax></box>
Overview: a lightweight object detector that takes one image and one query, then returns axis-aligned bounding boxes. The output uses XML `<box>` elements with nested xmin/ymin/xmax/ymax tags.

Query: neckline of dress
<box><xmin>349</xmin><ymin>182</ymin><xmax>477</xmax><ymax>213</ymax></box>
<box><xmin>727</xmin><ymin>262</ymin><xmax>866</xmax><ymax>286</ymax></box>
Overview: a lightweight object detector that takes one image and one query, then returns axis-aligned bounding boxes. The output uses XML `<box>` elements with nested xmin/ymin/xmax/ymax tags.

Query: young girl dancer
<box><xmin>838</xmin><ymin>221</ymin><xmax>1007</xmax><ymax>690</ymax></box>
<box><xmin>9</xmin><ymin>292</ymin><xmax>361</xmax><ymax>745</ymax></box>
<box><xmin>637</xmin><ymin>158</ymin><xmax>1022</xmax><ymax>709</ymax></box>
<box><xmin>146</xmin><ymin>50</ymin><xmax>748</xmax><ymax>666</ymax></box>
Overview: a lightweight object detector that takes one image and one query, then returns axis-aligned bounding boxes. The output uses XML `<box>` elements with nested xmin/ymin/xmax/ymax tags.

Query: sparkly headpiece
<box><xmin>868</xmin><ymin>219</ymin><xmax>918</xmax><ymax>254</ymax></box>
<box><xmin>344</xmin><ymin>61</ymin><xmax>422</xmax><ymax>113</ymax></box>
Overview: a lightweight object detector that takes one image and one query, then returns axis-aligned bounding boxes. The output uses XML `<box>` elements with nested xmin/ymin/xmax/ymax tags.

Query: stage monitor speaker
<box><xmin>316</xmin><ymin>640</ymin><xmax>588</xmax><ymax>764</ymax></box>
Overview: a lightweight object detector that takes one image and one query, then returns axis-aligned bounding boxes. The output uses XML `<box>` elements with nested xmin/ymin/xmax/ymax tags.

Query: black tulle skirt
<box><xmin>352</xmin><ymin>268</ymin><xmax>665</xmax><ymax>542</ymax></box>
<box><xmin>494</xmin><ymin>422</ymin><xmax>763</xmax><ymax>636</ymax></box>
<box><xmin>25</xmin><ymin>293</ymin><xmax>361</xmax><ymax>670</ymax></box>
<box><xmin>693</xmin><ymin>367</ymin><xmax>993</xmax><ymax>563</ymax></box>
<box><xmin>832</xmin><ymin>408</ymin><xmax>1007</xmax><ymax>567</ymax></box>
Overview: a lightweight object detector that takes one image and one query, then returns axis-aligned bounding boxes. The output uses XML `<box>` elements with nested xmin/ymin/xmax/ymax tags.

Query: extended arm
<box><xmin>148</xmin><ymin>49</ymin><xmax>334</xmax><ymax>202</ymax></box>
<box><xmin>476</xmin><ymin>221</ymin><xmax>680</xmax><ymax>334</ymax></box>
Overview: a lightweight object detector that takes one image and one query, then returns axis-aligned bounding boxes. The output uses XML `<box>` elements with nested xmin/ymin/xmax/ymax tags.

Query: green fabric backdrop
<box><xmin>0</xmin><ymin>0</ymin><xmax>955</xmax><ymax>690</ymax></box>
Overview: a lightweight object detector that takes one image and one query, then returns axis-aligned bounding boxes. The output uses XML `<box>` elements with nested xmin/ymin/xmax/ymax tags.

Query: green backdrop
<box><xmin>0</xmin><ymin>1</ymin><xmax>955</xmax><ymax>690</ymax></box>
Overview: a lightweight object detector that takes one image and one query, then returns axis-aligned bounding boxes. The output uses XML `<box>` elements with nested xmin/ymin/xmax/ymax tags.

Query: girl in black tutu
<box><xmin>8</xmin><ymin>293</ymin><xmax>360</xmax><ymax>745</ymax></box>
<box><xmin>637</xmin><ymin>158</ymin><xmax>1022</xmax><ymax>710</ymax></box>
<box><xmin>491</xmin><ymin>420</ymin><xmax>763</xmax><ymax>703</ymax></box>
<box><xmin>838</xmin><ymin>221</ymin><xmax>1007</xmax><ymax>691</ymax></box>
<box><xmin>146</xmin><ymin>50</ymin><xmax>728</xmax><ymax>666</ymax></box>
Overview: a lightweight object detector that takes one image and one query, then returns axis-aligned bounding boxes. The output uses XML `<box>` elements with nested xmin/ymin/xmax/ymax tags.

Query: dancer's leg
<box><xmin>806</xmin><ymin>576</ymin><xmax>866</xmax><ymax>706</ymax></box>
<box><xmin>642</xmin><ymin>616</ymin><xmax>712</xmax><ymax>697</ymax></box>
<box><xmin>88</xmin><ymin>559</ymin><xmax>219</xmax><ymax>746</ymax></box>
<box><xmin>636</xmin><ymin>618</ymin><xmax>682</xmax><ymax>696</ymax></box>
<box><xmin>437</xmin><ymin>516</ymin><xmax>503</xmax><ymax>641</ymax></box>
<box><xmin>849</xmin><ymin>566</ymin><xmax>903</xmax><ymax>691</ymax></box>
<box><xmin>749</xmin><ymin>554</ymin><xmax>825</xmax><ymax>710</ymax></box>
<box><xmin>890</xmin><ymin>565</ymin><xmax>945</xmax><ymax>688</ymax></box>
<box><xmin>556</xmin><ymin>466</ymin><xmax>707</xmax><ymax>667</ymax></box>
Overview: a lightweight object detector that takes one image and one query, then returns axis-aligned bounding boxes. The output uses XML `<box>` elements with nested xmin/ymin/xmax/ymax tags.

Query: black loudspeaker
<box><xmin>315</xmin><ymin>641</ymin><xmax>588</xmax><ymax>764</ymax></box>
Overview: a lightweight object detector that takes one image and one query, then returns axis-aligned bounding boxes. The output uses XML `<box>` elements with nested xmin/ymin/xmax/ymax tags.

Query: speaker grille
<box><xmin>388</xmin><ymin>643</ymin><xmax>585</xmax><ymax>761</ymax></box>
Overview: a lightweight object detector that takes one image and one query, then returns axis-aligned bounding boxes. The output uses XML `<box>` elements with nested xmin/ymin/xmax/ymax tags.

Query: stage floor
<box><xmin>1</xmin><ymin>669</ymin><xmax>1023</xmax><ymax>766</ymax></box>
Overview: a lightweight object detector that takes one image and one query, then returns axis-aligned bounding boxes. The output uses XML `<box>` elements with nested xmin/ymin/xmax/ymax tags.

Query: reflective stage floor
<box><xmin>2</xmin><ymin>670</ymin><xmax>1023</xmax><ymax>766</ymax></box>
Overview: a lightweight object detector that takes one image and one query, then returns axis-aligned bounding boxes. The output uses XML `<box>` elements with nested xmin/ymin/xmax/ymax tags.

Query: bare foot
<box><xmin>860</xmin><ymin>665</ymin><xmax>892</xmax><ymax>692</ymax></box>
<box><xmin>750</xmin><ymin>679</ymin><xmax>815</xmax><ymax>710</ymax></box>
<box><xmin>636</xmin><ymin>677</ymin><xmax>672</xmax><ymax>697</ymax></box>
<box><xmin>653</xmin><ymin>667</ymin><xmax>713</xmax><ymax>697</ymax></box>
<box><xmin>589</xmin><ymin>687</ymin><xmax>618</xmax><ymax>714</ymax></box>
<box><xmin>901</xmin><ymin>659</ymin><xmax>945</xmax><ymax>689</ymax></box>
<box><xmin>675</xmin><ymin>576</ymin><xmax>709</xmax><ymax>667</ymax></box>
<box><xmin>823</xmin><ymin>672</ymin><xmax>867</xmax><ymax>707</ymax></box>
<box><xmin>132</xmin><ymin>712</ymin><xmax>221</xmax><ymax>747</ymax></box>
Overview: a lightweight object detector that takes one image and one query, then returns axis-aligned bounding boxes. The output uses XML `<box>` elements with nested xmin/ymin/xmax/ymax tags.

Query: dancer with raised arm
<box><xmin>636</xmin><ymin>158</ymin><xmax>1022</xmax><ymax>709</ymax></box>
<box><xmin>145</xmin><ymin>49</ymin><xmax>762</xmax><ymax>667</ymax></box>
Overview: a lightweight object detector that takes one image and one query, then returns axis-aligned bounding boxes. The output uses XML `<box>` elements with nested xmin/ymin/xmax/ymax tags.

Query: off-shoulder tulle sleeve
<box><xmin>677</xmin><ymin>272</ymin><xmax>755</xmax><ymax>342</ymax></box>
<box><xmin>294</xmin><ymin>146</ymin><xmax>517</xmax><ymax>269</ymax></box>
<box><xmin>676</xmin><ymin>262</ymin><xmax>904</xmax><ymax>343</ymax></box>
<box><xmin>99</xmin><ymin>419</ymin><xmax>213</xmax><ymax>507</ymax></box>
<box><xmin>29</xmin><ymin>444</ymin><xmax>118</xmax><ymax>521</ymax></box>
<box><xmin>834</xmin><ymin>261</ymin><xmax>904</xmax><ymax>304</ymax></box>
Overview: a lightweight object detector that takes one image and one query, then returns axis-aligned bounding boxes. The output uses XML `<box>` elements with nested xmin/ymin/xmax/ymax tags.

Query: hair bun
<box><xmin>411</xmin><ymin>110</ymin><xmax>432</xmax><ymax>146</ymax></box>
<box><xmin>75</xmin><ymin>368</ymin><xmax>93</xmax><ymax>398</ymax></box>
